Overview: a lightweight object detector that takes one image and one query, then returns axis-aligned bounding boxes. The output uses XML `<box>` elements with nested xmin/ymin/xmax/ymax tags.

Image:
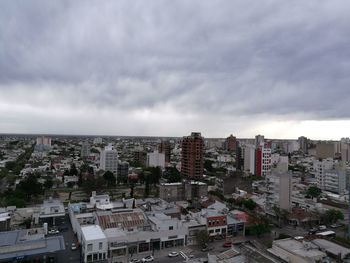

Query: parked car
<box><xmin>223</xmin><ymin>241</ymin><xmax>232</xmax><ymax>248</ymax></box>
<box><xmin>48</xmin><ymin>229</ymin><xmax>59</xmax><ymax>234</ymax></box>
<box><xmin>168</xmin><ymin>252</ymin><xmax>179</xmax><ymax>257</ymax></box>
<box><xmin>330</xmin><ymin>223</ymin><xmax>342</xmax><ymax>228</ymax></box>
<box><xmin>294</xmin><ymin>236</ymin><xmax>304</xmax><ymax>241</ymax></box>
<box><xmin>318</xmin><ymin>225</ymin><xmax>327</xmax><ymax>231</ymax></box>
<box><xmin>129</xmin><ymin>259</ymin><xmax>141</xmax><ymax>263</ymax></box>
<box><xmin>141</xmin><ymin>256</ymin><xmax>154</xmax><ymax>262</ymax></box>
<box><xmin>71</xmin><ymin>243</ymin><xmax>77</xmax><ymax>251</ymax></box>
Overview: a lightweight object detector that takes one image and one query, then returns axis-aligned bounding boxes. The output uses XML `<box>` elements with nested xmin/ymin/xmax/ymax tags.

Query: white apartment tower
<box><xmin>100</xmin><ymin>144</ymin><xmax>118</xmax><ymax>174</ymax></box>
<box><xmin>243</xmin><ymin>144</ymin><xmax>256</xmax><ymax>174</ymax></box>
<box><xmin>146</xmin><ymin>150</ymin><xmax>165</xmax><ymax>168</ymax></box>
<box><xmin>314</xmin><ymin>159</ymin><xmax>346</xmax><ymax>194</ymax></box>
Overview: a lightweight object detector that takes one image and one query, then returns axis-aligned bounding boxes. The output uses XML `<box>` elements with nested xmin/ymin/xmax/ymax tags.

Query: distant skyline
<box><xmin>1</xmin><ymin>1</ymin><xmax>350</xmax><ymax>140</ymax></box>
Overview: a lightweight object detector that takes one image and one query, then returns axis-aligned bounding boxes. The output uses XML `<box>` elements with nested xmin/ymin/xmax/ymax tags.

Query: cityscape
<box><xmin>1</xmin><ymin>133</ymin><xmax>350</xmax><ymax>263</ymax></box>
<box><xmin>2</xmin><ymin>1</ymin><xmax>350</xmax><ymax>263</ymax></box>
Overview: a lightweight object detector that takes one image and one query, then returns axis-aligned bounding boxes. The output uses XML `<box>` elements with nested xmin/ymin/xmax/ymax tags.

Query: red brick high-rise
<box><xmin>181</xmin><ymin>132</ymin><xmax>204</xmax><ymax>179</ymax></box>
<box><xmin>225</xmin><ymin>134</ymin><xmax>237</xmax><ymax>152</ymax></box>
<box><xmin>158</xmin><ymin>140</ymin><xmax>171</xmax><ymax>164</ymax></box>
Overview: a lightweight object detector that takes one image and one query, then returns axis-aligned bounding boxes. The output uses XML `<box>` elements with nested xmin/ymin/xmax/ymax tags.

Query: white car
<box><xmin>141</xmin><ymin>256</ymin><xmax>154</xmax><ymax>262</ymax></box>
<box><xmin>48</xmin><ymin>229</ymin><xmax>59</xmax><ymax>234</ymax></box>
<box><xmin>168</xmin><ymin>252</ymin><xmax>179</xmax><ymax>257</ymax></box>
<box><xmin>318</xmin><ymin>225</ymin><xmax>327</xmax><ymax>231</ymax></box>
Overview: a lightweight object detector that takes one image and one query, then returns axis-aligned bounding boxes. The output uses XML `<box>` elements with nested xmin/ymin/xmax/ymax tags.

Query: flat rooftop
<box><xmin>312</xmin><ymin>239</ymin><xmax>350</xmax><ymax>259</ymax></box>
<box><xmin>81</xmin><ymin>225</ymin><xmax>106</xmax><ymax>241</ymax></box>
<box><xmin>272</xmin><ymin>238</ymin><xmax>325</xmax><ymax>258</ymax></box>
<box><xmin>0</xmin><ymin>229</ymin><xmax>65</xmax><ymax>260</ymax></box>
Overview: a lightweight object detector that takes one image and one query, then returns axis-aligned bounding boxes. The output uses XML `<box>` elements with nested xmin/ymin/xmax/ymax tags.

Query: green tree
<box><xmin>144</xmin><ymin>180</ymin><xmax>150</xmax><ymax>198</ymax></box>
<box><xmin>195</xmin><ymin>230</ymin><xmax>210</xmax><ymax>248</ymax></box>
<box><xmin>82</xmin><ymin>176</ymin><xmax>107</xmax><ymax>194</ymax></box>
<box><xmin>164</xmin><ymin>167</ymin><xmax>182</xmax><ymax>183</ymax></box>
<box><xmin>129</xmin><ymin>182</ymin><xmax>135</xmax><ymax>198</ymax></box>
<box><xmin>246</xmin><ymin>224</ymin><xmax>270</xmax><ymax>237</ymax></box>
<box><xmin>306</xmin><ymin>186</ymin><xmax>322</xmax><ymax>198</ymax></box>
<box><xmin>69</xmin><ymin>163</ymin><xmax>78</xmax><ymax>176</ymax></box>
<box><xmin>242</xmin><ymin>199</ymin><xmax>257</xmax><ymax>211</ymax></box>
<box><xmin>17</xmin><ymin>174</ymin><xmax>43</xmax><ymax>201</ymax></box>
<box><xmin>322</xmin><ymin>209</ymin><xmax>344</xmax><ymax>224</ymax></box>
<box><xmin>43</xmin><ymin>177</ymin><xmax>53</xmax><ymax>189</ymax></box>
<box><xmin>204</xmin><ymin>160</ymin><xmax>214</xmax><ymax>172</ymax></box>
<box><xmin>103</xmin><ymin>171</ymin><xmax>116</xmax><ymax>187</ymax></box>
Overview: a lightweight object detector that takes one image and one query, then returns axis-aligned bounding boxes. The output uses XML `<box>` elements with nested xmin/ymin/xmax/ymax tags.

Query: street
<box><xmin>56</xmin><ymin>215</ymin><xmax>81</xmax><ymax>263</ymax></box>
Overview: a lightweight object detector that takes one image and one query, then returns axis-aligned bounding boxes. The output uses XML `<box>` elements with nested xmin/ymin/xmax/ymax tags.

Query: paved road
<box><xmin>55</xmin><ymin>214</ymin><xmax>81</xmax><ymax>263</ymax></box>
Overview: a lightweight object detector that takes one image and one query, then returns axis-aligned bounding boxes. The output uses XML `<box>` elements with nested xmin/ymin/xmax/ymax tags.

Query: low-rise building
<box><xmin>0</xmin><ymin>228</ymin><xmax>65</xmax><ymax>262</ymax></box>
<box><xmin>81</xmin><ymin>225</ymin><xmax>108</xmax><ymax>263</ymax></box>
<box><xmin>34</xmin><ymin>198</ymin><xmax>65</xmax><ymax>227</ymax></box>
<box><xmin>159</xmin><ymin>181</ymin><xmax>207</xmax><ymax>202</ymax></box>
<box><xmin>268</xmin><ymin>238</ymin><xmax>326</xmax><ymax>263</ymax></box>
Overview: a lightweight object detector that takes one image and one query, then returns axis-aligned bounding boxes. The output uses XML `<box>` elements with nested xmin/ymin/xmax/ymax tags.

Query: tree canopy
<box><xmin>17</xmin><ymin>174</ymin><xmax>43</xmax><ymax>201</ymax></box>
<box><xmin>103</xmin><ymin>171</ymin><xmax>116</xmax><ymax>187</ymax></box>
<box><xmin>322</xmin><ymin>209</ymin><xmax>344</xmax><ymax>224</ymax></box>
<box><xmin>306</xmin><ymin>186</ymin><xmax>322</xmax><ymax>198</ymax></box>
<box><xmin>195</xmin><ymin>230</ymin><xmax>210</xmax><ymax>248</ymax></box>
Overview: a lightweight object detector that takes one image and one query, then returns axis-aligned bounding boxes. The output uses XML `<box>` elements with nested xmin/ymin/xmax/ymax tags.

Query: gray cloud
<box><xmin>1</xmin><ymin>0</ymin><xmax>350</xmax><ymax>137</ymax></box>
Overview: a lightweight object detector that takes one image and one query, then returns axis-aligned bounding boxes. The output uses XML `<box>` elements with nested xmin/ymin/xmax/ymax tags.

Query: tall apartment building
<box><xmin>255</xmin><ymin>144</ymin><xmax>271</xmax><ymax>177</ymax></box>
<box><xmin>271</xmin><ymin>153</ymin><xmax>289</xmax><ymax>174</ymax></box>
<box><xmin>181</xmin><ymin>132</ymin><xmax>204</xmax><ymax>179</ymax></box>
<box><xmin>225</xmin><ymin>134</ymin><xmax>237</xmax><ymax>152</ymax></box>
<box><xmin>316</xmin><ymin>142</ymin><xmax>335</xmax><ymax>159</ymax></box>
<box><xmin>298</xmin><ymin>136</ymin><xmax>308</xmax><ymax>153</ymax></box>
<box><xmin>243</xmin><ymin>144</ymin><xmax>256</xmax><ymax>174</ymax></box>
<box><xmin>265</xmin><ymin>172</ymin><xmax>292</xmax><ymax>211</ymax></box>
<box><xmin>159</xmin><ymin>141</ymin><xmax>171</xmax><ymax>163</ymax></box>
<box><xmin>93</xmin><ymin>137</ymin><xmax>103</xmax><ymax>145</ymax></box>
<box><xmin>146</xmin><ymin>150</ymin><xmax>165</xmax><ymax>168</ymax></box>
<box><xmin>81</xmin><ymin>141</ymin><xmax>90</xmax><ymax>158</ymax></box>
<box><xmin>255</xmin><ymin>134</ymin><xmax>265</xmax><ymax>147</ymax></box>
<box><xmin>341</xmin><ymin>138</ymin><xmax>350</xmax><ymax>162</ymax></box>
<box><xmin>117</xmin><ymin>161</ymin><xmax>129</xmax><ymax>179</ymax></box>
<box><xmin>279</xmin><ymin>172</ymin><xmax>292</xmax><ymax>211</ymax></box>
<box><xmin>100</xmin><ymin>144</ymin><xmax>118</xmax><ymax>174</ymax></box>
<box><xmin>35</xmin><ymin>136</ymin><xmax>52</xmax><ymax>151</ymax></box>
<box><xmin>314</xmin><ymin>159</ymin><xmax>346</xmax><ymax>194</ymax></box>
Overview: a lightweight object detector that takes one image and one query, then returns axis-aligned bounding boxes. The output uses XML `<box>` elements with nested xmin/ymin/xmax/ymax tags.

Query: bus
<box><xmin>316</xmin><ymin>230</ymin><xmax>336</xmax><ymax>238</ymax></box>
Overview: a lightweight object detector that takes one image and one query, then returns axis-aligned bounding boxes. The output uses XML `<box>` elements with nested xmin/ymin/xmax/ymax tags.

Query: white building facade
<box><xmin>146</xmin><ymin>150</ymin><xmax>165</xmax><ymax>168</ymax></box>
<box><xmin>100</xmin><ymin>144</ymin><xmax>118</xmax><ymax>174</ymax></box>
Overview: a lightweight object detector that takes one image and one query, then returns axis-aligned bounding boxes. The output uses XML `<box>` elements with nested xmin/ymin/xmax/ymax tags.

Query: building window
<box><xmin>169</xmin><ymin>226</ymin><xmax>173</xmax><ymax>230</ymax></box>
<box><xmin>215</xmin><ymin>229</ymin><xmax>220</xmax><ymax>233</ymax></box>
<box><xmin>99</xmin><ymin>242</ymin><xmax>103</xmax><ymax>249</ymax></box>
<box><xmin>87</xmin><ymin>244</ymin><xmax>93</xmax><ymax>251</ymax></box>
<box><xmin>209</xmin><ymin>230</ymin><xmax>214</xmax><ymax>233</ymax></box>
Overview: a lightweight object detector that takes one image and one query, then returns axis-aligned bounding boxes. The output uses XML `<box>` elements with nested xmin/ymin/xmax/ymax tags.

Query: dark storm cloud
<box><xmin>1</xmin><ymin>0</ymin><xmax>350</xmax><ymax>133</ymax></box>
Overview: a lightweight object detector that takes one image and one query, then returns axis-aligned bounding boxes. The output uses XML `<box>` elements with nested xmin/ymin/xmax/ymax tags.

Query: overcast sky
<box><xmin>1</xmin><ymin>1</ymin><xmax>350</xmax><ymax>139</ymax></box>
